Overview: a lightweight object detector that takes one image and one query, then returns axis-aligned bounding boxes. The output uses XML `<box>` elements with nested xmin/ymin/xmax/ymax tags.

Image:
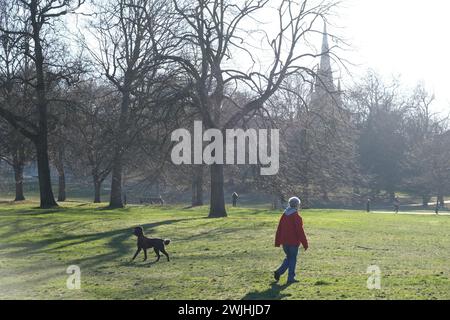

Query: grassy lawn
<box><xmin>0</xmin><ymin>201</ymin><xmax>449</xmax><ymax>300</ymax></box>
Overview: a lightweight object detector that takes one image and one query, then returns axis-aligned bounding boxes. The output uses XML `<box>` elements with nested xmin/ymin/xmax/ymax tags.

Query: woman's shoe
<box><xmin>274</xmin><ymin>271</ymin><xmax>280</xmax><ymax>282</ymax></box>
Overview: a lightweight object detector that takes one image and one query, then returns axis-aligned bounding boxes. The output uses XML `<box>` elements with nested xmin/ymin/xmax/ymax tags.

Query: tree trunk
<box><xmin>422</xmin><ymin>195</ymin><xmax>431</xmax><ymax>208</ymax></box>
<box><xmin>57</xmin><ymin>173</ymin><xmax>66</xmax><ymax>202</ymax></box>
<box><xmin>13</xmin><ymin>159</ymin><xmax>25</xmax><ymax>202</ymax></box>
<box><xmin>93</xmin><ymin>175</ymin><xmax>102</xmax><ymax>203</ymax></box>
<box><xmin>55</xmin><ymin>147</ymin><xmax>66</xmax><ymax>202</ymax></box>
<box><xmin>302</xmin><ymin>186</ymin><xmax>310</xmax><ymax>209</ymax></box>
<box><xmin>35</xmin><ymin>139</ymin><xmax>57</xmax><ymax>208</ymax></box>
<box><xmin>109</xmin><ymin>152</ymin><xmax>123</xmax><ymax>208</ymax></box>
<box><xmin>192</xmin><ymin>165</ymin><xmax>204</xmax><ymax>207</ymax></box>
<box><xmin>438</xmin><ymin>194</ymin><xmax>445</xmax><ymax>207</ymax></box>
<box><xmin>302</xmin><ymin>165</ymin><xmax>310</xmax><ymax>209</ymax></box>
<box><xmin>108</xmin><ymin>85</ymin><xmax>131</xmax><ymax>209</ymax></box>
<box><xmin>321</xmin><ymin>186</ymin><xmax>330</xmax><ymax>202</ymax></box>
<box><xmin>272</xmin><ymin>195</ymin><xmax>280</xmax><ymax>210</ymax></box>
<box><xmin>208</xmin><ymin>164</ymin><xmax>227</xmax><ymax>217</ymax></box>
<box><xmin>94</xmin><ymin>182</ymin><xmax>102</xmax><ymax>203</ymax></box>
<box><xmin>31</xmin><ymin>3</ymin><xmax>57</xmax><ymax>209</ymax></box>
<box><xmin>300</xmin><ymin>154</ymin><xmax>310</xmax><ymax>208</ymax></box>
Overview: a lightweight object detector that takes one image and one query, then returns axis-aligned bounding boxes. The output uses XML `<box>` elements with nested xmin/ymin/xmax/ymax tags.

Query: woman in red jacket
<box><xmin>274</xmin><ymin>197</ymin><xmax>308</xmax><ymax>284</ymax></box>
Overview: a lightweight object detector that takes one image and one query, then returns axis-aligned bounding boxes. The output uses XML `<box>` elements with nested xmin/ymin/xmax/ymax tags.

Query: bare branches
<box><xmin>153</xmin><ymin>0</ymin><xmax>344</xmax><ymax>132</ymax></box>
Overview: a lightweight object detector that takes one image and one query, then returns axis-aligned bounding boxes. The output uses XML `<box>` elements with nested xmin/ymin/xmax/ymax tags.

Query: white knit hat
<box><xmin>288</xmin><ymin>197</ymin><xmax>301</xmax><ymax>208</ymax></box>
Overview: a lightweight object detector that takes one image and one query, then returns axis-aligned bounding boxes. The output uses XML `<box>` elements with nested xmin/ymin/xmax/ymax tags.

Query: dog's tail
<box><xmin>164</xmin><ymin>239</ymin><xmax>171</xmax><ymax>246</ymax></box>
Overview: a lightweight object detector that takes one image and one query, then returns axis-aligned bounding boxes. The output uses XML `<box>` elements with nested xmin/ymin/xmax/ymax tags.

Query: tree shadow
<box><xmin>242</xmin><ymin>282</ymin><xmax>292</xmax><ymax>300</ymax></box>
<box><xmin>1</xmin><ymin>216</ymin><xmax>199</xmax><ymax>292</ymax></box>
<box><xmin>0</xmin><ymin>208</ymin><xmax>205</xmax><ymax>293</ymax></box>
<box><xmin>0</xmin><ymin>208</ymin><xmax>63</xmax><ymax>216</ymax></box>
<box><xmin>73</xmin><ymin>202</ymin><xmax>91</xmax><ymax>207</ymax></box>
<box><xmin>176</xmin><ymin>226</ymin><xmax>242</xmax><ymax>241</ymax></box>
<box><xmin>0</xmin><ymin>220</ymin><xmax>65</xmax><ymax>242</ymax></box>
<box><xmin>120</xmin><ymin>259</ymin><xmax>165</xmax><ymax>268</ymax></box>
<box><xmin>3</xmin><ymin>218</ymin><xmax>197</xmax><ymax>264</ymax></box>
<box><xmin>24</xmin><ymin>208</ymin><xmax>65</xmax><ymax>215</ymax></box>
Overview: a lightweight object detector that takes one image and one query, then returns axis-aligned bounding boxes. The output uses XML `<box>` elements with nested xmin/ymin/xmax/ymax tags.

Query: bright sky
<box><xmin>338</xmin><ymin>0</ymin><xmax>450</xmax><ymax>113</ymax></box>
<box><xmin>69</xmin><ymin>0</ymin><xmax>450</xmax><ymax>114</ymax></box>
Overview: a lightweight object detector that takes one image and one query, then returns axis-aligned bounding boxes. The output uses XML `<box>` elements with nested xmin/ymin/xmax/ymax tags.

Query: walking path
<box><xmin>407</xmin><ymin>200</ymin><xmax>450</xmax><ymax>208</ymax></box>
<box><xmin>370</xmin><ymin>211</ymin><xmax>450</xmax><ymax>216</ymax></box>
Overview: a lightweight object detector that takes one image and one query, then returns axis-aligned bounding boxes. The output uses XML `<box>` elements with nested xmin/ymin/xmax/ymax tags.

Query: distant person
<box><xmin>393</xmin><ymin>196</ymin><xmax>400</xmax><ymax>214</ymax></box>
<box><xmin>274</xmin><ymin>197</ymin><xmax>308</xmax><ymax>284</ymax></box>
<box><xmin>232</xmin><ymin>192</ymin><xmax>239</xmax><ymax>207</ymax></box>
<box><xmin>366</xmin><ymin>198</ymin><xmax>371</xmax><ymax>213</ymax></box>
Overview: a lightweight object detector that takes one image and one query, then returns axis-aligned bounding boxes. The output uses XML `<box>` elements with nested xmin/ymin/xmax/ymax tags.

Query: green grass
<box><xmin>0</xmin><ymin>201</ymin><xmax>449</xmax><ymax>300</ymax></box>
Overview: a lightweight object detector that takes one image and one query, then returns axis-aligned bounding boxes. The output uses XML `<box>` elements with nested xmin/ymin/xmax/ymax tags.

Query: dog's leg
<box><xmin>143</xmin><ymin>249</ymin><xmax>148</xmax><ymax>262</ymax></box>
<box><xmin>132</xmin><ymin>248</ymin><xmax>141</xmax><ymax>261</ymax></box>
<box><xmin>161</xmin><ymin>248</ymin><xmax>170</xmax><ymax>262</ymax></box>
<box><xmin>154</xmin><ymin>248</ymin><xmax>161</xmax><ymax>262</ymax></box>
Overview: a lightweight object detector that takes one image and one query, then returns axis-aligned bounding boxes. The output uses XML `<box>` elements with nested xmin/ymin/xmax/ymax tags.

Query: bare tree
<box><xmin>191</xmin><ymin>165</ymin><xmax>204</xmax><ymax>206</ymax></box>
<box><xmin>49</xmin><ymin>125</ymin><xmax>68</xmax><ymax>202</ymax></box>
<box><xmin>0</xmin><ymin>0</ymin><xmax>85</xmax><ymax>208</ymax></box>
<box><xmin>84</xmin><ymin>0</ymin><xmax>175</xmax><ymax>208</ymax></box>
<box><xmin>64</xmin><ymin>81</ymin><xmax>118</xmax><ymax>203</ymax></box>
<box><xmin>403</xmin><ymin>85</ymin><xmax>450</xmax><ymax>207</ymax></box>
<box><xmin>0</xmin><ymin>124</ymin><xmax>34</xmax><ymax>201</ymax></box>
<box><xmin>155</xmin><ymin>0</ymin><xmax>340</xmax><ymax>217</ymax></box>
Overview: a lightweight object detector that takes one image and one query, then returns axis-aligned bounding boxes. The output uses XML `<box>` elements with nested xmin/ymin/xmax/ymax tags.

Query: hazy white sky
<box><xmin>71</xmin><ymin>0</ymin><xmax>450</xmax><ymax>113</ymax></box>
<box><xmin>339</xmin><ymin>0</ymin><xmax>450</xmax><ymax>113</ymax></box>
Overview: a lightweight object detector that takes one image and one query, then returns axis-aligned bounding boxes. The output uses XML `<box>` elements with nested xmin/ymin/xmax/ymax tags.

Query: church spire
<box><xmin>320</xmin><ymin>24</ymin><xmax>331</xmax><ymax>74</ymax></box>
<box><xmin>310</xmin><ymin>22</ymin><xmax>339</xmax><ymax>109</ymax></box>
<box><xmin>316</xmin><ymin>23</ymin><xmax>334</xmax><ymax>91</ymax></box>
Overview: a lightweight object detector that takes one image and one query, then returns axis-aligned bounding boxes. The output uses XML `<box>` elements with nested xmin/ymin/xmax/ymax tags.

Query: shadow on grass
<box><xmin>25</xmin><ymin>208</ymin><xmax>66</xmax><ymax>215</ymax></box>
<box><xmin>0</xmin><ymin>207</ymin><xmax>64</xmax><ymax>216</ymax></box>
<box><xmin>242</xmin><ymin>282</ymin><xmax>292</xmax><ymax>300</ymax></box>
<box><xmin>0</xmin><ymin>203</ymin><xmax>135</xmax><ymax>217</ymax></box>
<box><xmin>176</xmin><ymin>226</ymin><xmax>248</xmax><ymax>241</ymax></box>
<box><xmin>120</xmin><ymin>259</ymin><xmax>165</xmax><ymax>268</ymax></box>
<box><xmin>0</xmin><ymin>216</ymin><xmax>197</xmax><ymax>291</ymax></box>
<box><xmin>2</xmin><ymin>218</ymin><xmax>199</xmax><ymax>268</ymax></box>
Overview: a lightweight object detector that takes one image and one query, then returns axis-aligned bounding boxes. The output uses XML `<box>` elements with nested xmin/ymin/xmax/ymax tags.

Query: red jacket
<box><xmin>275</xmin><ymin>211</ymin><xmax>308</xmax><ymax>249</ymax></box>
